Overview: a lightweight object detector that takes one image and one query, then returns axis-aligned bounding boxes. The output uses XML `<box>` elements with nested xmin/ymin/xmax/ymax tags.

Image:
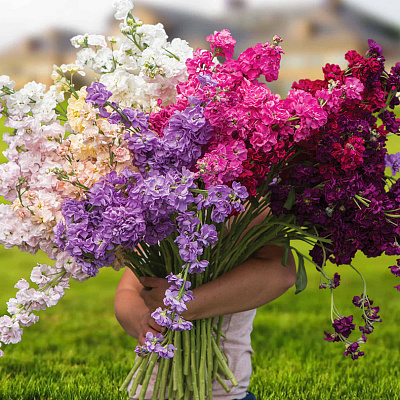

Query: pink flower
<box><xmin>206</xmin><ymin>29</ymin><xmax>236</xmax><ymax>59</ymax></box>
<box><xmin>331</xmin><ymin>137</ymin><xmax>365</xmax><ymax>171</ymax></box>
<box><xmin>344</xmin><ymin>77</ymin><xmax>364</xmax><ymax>100</ymax></box>
<box><xmin>238</xmin><ymin>42</ymin><xmax>283</xmax><ymax>82</ymax></box>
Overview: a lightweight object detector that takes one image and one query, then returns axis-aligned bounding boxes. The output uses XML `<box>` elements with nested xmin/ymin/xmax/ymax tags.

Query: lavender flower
<box><xmin>385</xmin><ymin>153</ymin><xmax>400</xmax><ymax>176</ymax></box>
<box><xmin>85</xmin><ymin>82</ymin><xmax>112</xmax><ymax>107</ymax></box>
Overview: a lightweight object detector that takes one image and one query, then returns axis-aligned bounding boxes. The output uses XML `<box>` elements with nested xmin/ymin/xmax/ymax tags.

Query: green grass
<box><xmin>0</xmin><ymin>246</ymin><xmax>399</xmax><ymax>399</ymax></box>
<box><xmin>0</xmin><ymin>120</ymin><xmax>400</xmax><ymax>399</ymax></box>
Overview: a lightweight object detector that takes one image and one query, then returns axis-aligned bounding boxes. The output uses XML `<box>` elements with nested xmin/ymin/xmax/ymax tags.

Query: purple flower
<box><xmin>367</xmin><ymin>306</ymin><xmax>382</xmax><ymax>322</ymax></box>
<box><xmin>171</xmin><ymin>315</ymin><xmax>193</xmax><ymax>331</ymax></box>
<box><xmin>324</xmin><ymin>331</ymin><xmax>339</xmax><ymax>342</ymax></box>
<box><xmin>122</xmin><ymin>107</ymin><xmax>149</xmax><ymax>130</ymax></box>
<box><xmin>386</xmin><ymin>153</ymin><xmax>400</xmax><ymax>176</ymax></box>
<box><xmin>155</xmin><ymin>343</ymin><xmax>177</xmax><ymax>359</ymax></box>
<box><xmin>332</xmin><ymin>315</ymin><xmax>355</xmax><ymax>339</ymax></box>
<box><xmin>367</xmin><ymin>39</ymin><xmax>383</xmax><ymax>58</ymax></box>
<box><xmin>198</xmin><ymin>224</ymin><xmax>218</xmax><ymax>247</ymax></box>
<box><xmin>389</xmin><ymin>263</ymin><xmax>400</xmax><ymax>277</ymax></box>
<box><xmin>319</xmin><ymin>273</ymin><xmax>341</xmax><ymax>290</ymax></box>
<box><xmin>85</xmin><ymin>82</ymin><xmax>112</xmax><ymax>107</ymax></box>
<box><xmin>197</xmin><ymin>73</ymin><xmax>218</xmax><ymax>88</ymax></box>
<box><xmin>343</xmin><ymin>342</ymin><xmax>364</xmax><ymax>360</ymax></box>
<box><xmin>166</xmin><ymin>273</ymin><xmax>192</xmax><ymax>290</ymax></box>
<box><xmin>187</xmin><ymin>260</ymin><xmax>209</xmax><ymax>274</ymax></box>
<box><xmin>352</xmin><ymin>294</ymin><xmax>373</xmax><ymax>308</ymax></box>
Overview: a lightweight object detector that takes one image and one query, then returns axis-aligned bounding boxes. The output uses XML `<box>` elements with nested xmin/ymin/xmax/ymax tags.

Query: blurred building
<box><xmin>0</xmin><ymin>29</ymin><xmax>79</xmax><ymax>89</ymax></box>
<box><xmin>1</xmin><ymin>0</ymin><xmax>400</xmax><ymax>94</ymax></box>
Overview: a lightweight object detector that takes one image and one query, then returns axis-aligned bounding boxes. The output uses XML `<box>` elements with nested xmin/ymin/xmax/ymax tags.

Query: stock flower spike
<box><xmin>1</xmin><ymin>1</ymin><xmax>400</xmax><ymax>397</ymax></box>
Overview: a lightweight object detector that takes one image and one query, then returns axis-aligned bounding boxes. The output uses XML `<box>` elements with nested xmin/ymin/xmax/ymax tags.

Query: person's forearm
<box><xmin>114</xmin><ymin>288</ymin><xmax>148</xmax><ymax>339</ymax></box>
<box><xmin>183</xmin><ymin>247</ymin><xmax>296</xmax><ymax>321</ymax></box>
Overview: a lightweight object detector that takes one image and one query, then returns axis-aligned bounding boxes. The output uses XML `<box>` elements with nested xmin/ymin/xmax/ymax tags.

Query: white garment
<box><xmin>129</xmin><ymin>309</ymin><xmax>256</xmax><ymax>400</ymax></box>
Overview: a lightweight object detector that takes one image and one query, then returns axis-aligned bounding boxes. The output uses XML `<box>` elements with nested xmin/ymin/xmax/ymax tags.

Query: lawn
<box><xmin>0</xmin><ymin>119</ymin><xmax>400</xmax><ymax>400</ymax></box>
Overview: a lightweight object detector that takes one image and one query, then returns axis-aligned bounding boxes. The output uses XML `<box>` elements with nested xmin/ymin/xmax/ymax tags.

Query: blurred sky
<box><xmin>0</xmin><ymin>0</ymin><xmax>399</xmax><ymax>53</ymax></box>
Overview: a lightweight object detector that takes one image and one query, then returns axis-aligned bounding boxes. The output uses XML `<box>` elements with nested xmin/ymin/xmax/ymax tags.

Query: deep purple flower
<box><xmin>343</xmin><ymin>342</ymin><xmax>364</xmax><ymax>360</ymax></box>
<box><xmin>324</xmin><ymin>331</ymin><xmax>339</xmax><ymax>342</ymax></box>
<box><xmin>332</xmin><ymin>315</ymin><xmax>355</xmax><ymax>338</ymax></box>
<box><xmin>85</xmin><ymin>82</ymin><xmax>112</xmax><ymax>107</ymax></box>
<box><xmin>367</xmin><ymin>306</ymin><xmax>382</xmax><ymax>322</ymax></box>
<box><xmin>389</xmin><ymin>263</ymin><xmax>400</xmax><ymax>277</ymax></box>
<box><xmin>367</xmin><ymin>39</ymin><xmax>383</xmax><ymax>58</ymax></box>
<box><xmin>353</xmin><ymin>294</ymin><xmax>373</xmax><ymax>308</ymax></box>
<box><xmin>319</xmin><ymin>272</ymin><xmax>341</xmax><ymax>290</ymax></box>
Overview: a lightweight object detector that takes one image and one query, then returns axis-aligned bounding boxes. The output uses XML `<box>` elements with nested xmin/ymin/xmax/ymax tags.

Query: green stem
<box><xmin>129</xmin><ymin>354</ymin><xmax>150</xmax><ymax>398</ymax></box>
<box><xmin>211</xmin><ymin>336</ymin><xmax>238</xmax><ymax>387</ymax></box>
<box><xmin>159</xmin><ymin>357</ymin><xmax>171</xmax><ymax>400</ymax></box>
<box><xmin>139</xmin><ymin>352</ymin><xmax>158</xmax><ymax>400</ymax></box>
<box><xmin>151</xmin><ymin>357</ymin><xmax>165</xmax><ymax>400</ymax></box>
<box><xmin>190</xmin><ymin>328</ymin><xmax>200</xmax><ymax>400</ymax></box>
<box><xmin>199</xmin><ymin>319</ymin><xmax>207</xmax><ymax>399</ymax></box>
<box><xmin>212</xmin><ymin>316</ymin><xmax>224</xmax><ymax>380</ymax></box>
<box><xmin>119</xmin><ymin>356</ymin><xmax>144</xmax><ymax>392</ymax></box>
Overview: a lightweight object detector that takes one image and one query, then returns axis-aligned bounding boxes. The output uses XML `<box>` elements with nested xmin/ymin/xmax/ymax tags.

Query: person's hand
<box><xmin>137</xmin><ymin>311</ymin><xmax>165</xmax><ymax>346</ymax></box>
<box><xmin>139</xmin><ymin>276</ymin><xmax>170</xmax><ymax>312</ymax></box>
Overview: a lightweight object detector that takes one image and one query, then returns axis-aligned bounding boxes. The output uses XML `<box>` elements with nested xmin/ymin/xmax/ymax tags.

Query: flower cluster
<box><xmin>1</xmin><ymin>6</ymin><xmax>400</xmax><ymax>390</ymax></box>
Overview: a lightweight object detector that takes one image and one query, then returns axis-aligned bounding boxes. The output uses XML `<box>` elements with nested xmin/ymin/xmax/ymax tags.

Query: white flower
<box><xmin>6</xmin><ymin>298</ymin><xmax>19</xmax><ymax>315</ymax></box>
<box><xmin>5</xmin><ymin>91</ymin><xmax>30</xmax><ymax>118</ymax></box>
<box><xmin>15</xmin><ymin>312</ymin><xmax>39</xmax><ymax>327</ymax></box>
<box><xmin>92</xmin><ymin>48</ymin><xmax>115</xmax><ymax>74</ymax></box>
<box><xmin>112</xmin><ymin>0</ymin><xmax>133</xmax><ymax>20</ymax></box>
<box><xmin>136</xmin><ymin>23</ymin><xmax>168</xmax><ymax>49</ymax></box>
<box><xmin>0</xmin><ymin>316</ymin><xmax>23</xmax><ymax>344</ymax></box>
<box><xmin>0</xmin><ymin>75</ymin><xmax>15</xmax><ymax>91</ymax></box>
<box><xmin>20</xmin><ymin>81</ymin><xmax>46</xmax><ymax>103</ymax></box>
<box><xmin>71</xmin><ymin>34</ymin><xmax>87</xmax><ymax>48</ymax></box>
<box><xmin>87</xmin><ymin>34</ymin><xmax>107</xmax><ymax>48</ymax></box>
<box><xmin>14</xmin><ymin>279</ymin><xmax>30</xmax><ymax>291</ymax></box>
<box><xmin>75</xmin><ymin>48</ymin><xmax>96</xmax><ymax>69</ymax></box>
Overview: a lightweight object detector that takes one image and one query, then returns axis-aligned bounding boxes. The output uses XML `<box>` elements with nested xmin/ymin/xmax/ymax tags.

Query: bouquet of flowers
<box><xmin>1</xmin><ymin>1</ymin><xmax>400</xmax><ymax>399</ymax></box>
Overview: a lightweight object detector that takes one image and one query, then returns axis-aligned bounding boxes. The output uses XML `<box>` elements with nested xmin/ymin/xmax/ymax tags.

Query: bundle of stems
<box><xmin>118</xmin><ymin>156</ymin><xmax>326</xmax><ymax>399</ymax></box>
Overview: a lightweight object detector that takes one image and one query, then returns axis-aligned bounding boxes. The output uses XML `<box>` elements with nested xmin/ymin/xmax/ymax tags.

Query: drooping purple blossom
<box><xmin>332</xmin><ymin>315</ymin><xmax>355</xmax><ymax>339</ymax></box>
<box><xmin>343</xmin><ymin>342</ymin><xmax>364</xmax><ymax>360</ymax></box>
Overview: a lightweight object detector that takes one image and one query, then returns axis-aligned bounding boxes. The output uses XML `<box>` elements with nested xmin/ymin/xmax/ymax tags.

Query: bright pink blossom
<box><xmin>206</xmin><ymin>29</ymin><xmax>236</xmax><ymax>59</ymax></box>
<box><xmin>238</xmin><ymin>42</ymin><xmax>283</xmax><ymax>82</ymax></box>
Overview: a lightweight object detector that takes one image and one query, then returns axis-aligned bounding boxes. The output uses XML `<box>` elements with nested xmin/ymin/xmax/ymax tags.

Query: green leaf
<box><xmin>295</xmin><ymin>253</ymin><xmax>307</xmax><ymax>294</ymax></box>
<box><xmin>281</xmin><ymin>236</ymin><xmax>290</xmax><ymax>267</ymax></box>
<box><xmin>283</xmin><ymin>187</ymin><xmax>296</xmax><ymax>210</ymax></box>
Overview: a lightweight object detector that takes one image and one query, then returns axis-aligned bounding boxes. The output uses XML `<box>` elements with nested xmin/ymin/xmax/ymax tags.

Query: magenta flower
<box><xmin>206</xmin><ymin>29</ymin><xmax>236</xmax><ymax>59</ymax></box>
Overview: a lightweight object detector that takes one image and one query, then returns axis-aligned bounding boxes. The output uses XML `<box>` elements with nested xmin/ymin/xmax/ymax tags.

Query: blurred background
<box><xmin>1</xmin><ymin>0</ymin><xmax>400</xmax><ymax>95</ymax></box>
